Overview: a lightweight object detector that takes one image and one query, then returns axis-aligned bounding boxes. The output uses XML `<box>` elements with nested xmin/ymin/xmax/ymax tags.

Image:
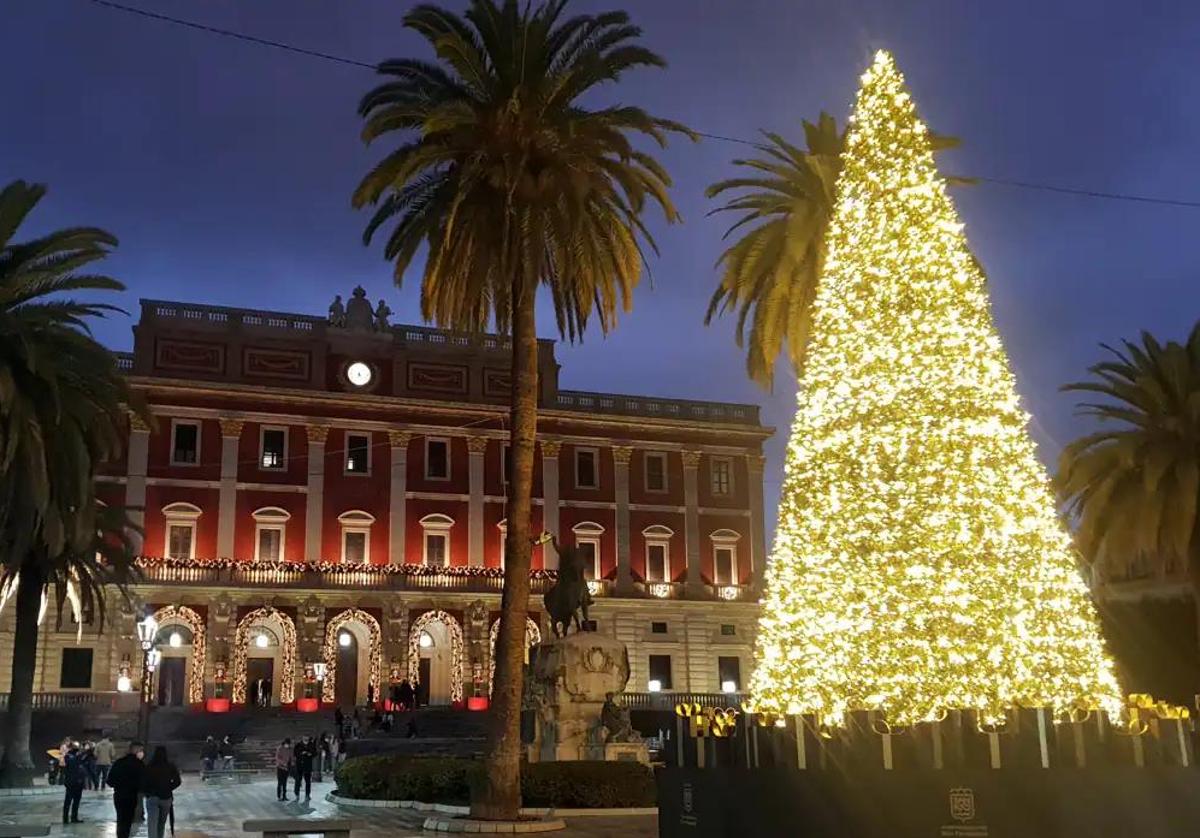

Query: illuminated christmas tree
<box><xmin>748</xmin><ymin>51</ymin><xmax>1122</xmax><ymax>726</ymax></box>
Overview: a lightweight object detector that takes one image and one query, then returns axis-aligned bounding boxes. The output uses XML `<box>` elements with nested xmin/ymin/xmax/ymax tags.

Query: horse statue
<box><xmin>540</xmin><ymin>532</ymin><xmax>594</xmax><ymax>637</ymax></box>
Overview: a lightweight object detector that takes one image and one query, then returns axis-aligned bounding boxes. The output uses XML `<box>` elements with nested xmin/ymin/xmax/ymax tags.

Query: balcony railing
<box><xmin>0</xmin><ymin>691</ymin><xmax>123</xmax><ymax>711</ymax></box>
<box><xmin>556</xmin><ymin>390</ymin><xmax>760</xmax><ymax>426</ymax></box>
<box><xmin>619</xmin><ymin>691</ymin><xmax>745</xmax><ymax>710</ymax></box>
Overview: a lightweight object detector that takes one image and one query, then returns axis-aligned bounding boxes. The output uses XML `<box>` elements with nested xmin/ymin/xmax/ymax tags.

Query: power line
<box><xmin>83</xmin><ymin>0</ymin><xmax>1200</xmax><ymax>211</ymax></box>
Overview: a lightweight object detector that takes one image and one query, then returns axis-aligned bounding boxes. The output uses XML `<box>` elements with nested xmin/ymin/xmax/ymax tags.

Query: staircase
<box><xmin>346</xmin><ymin>707</ymin><xmax>491</xmax><ymax>760</ymax></box>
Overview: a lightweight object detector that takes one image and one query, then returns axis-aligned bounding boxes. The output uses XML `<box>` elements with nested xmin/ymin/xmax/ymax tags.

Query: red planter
<box><xmin>205</xmin><ymin>698</ymin><xmax>231</xmax><ymax>713</ymax></box>
<box><xmin>467</xmin><ymin>696</ymin><xmax>489</xmax><ymax>712</ymax></box>
<box><xmin>296</xmin><ymin>698</ymin><xmax>319</xmax><ymax>713</ymax></box>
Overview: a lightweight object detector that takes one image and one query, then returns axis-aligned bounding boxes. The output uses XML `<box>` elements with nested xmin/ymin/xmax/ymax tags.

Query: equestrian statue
<box><xmin>539</xmin><ymin>532</ymin><xmax>594</xmax><ymax>637</ymax></box>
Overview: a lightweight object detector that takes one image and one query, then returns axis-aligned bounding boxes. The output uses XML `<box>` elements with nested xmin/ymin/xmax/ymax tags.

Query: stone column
<box><xmin>305</xmin><ymin>425</ymin><xmax>329</xmax><ymax>561</ymax></box>
<box><xmin>216</xmin><ymin>418</ymin><xmax>243</xmax><ymax>559</ymax></box>
<box><xmin>125</xmin><ymin>412</ymin><xmax>151</xmax><ymax>553</ymax></box>
<box><xmin>540</xmin><ymin>440</ymin><xmax>562</xmax><ymax>569</ymax></box>
<box><xmin>748</xmin><ymin>453</ymin><xmax>767</xmax><ymax>591</ymax></box>
<box><xmin>682</xmin><ymin>450</ymin><xmax>704</xmax><ymax>595</ymax></box>
<box><xmin>613</xmin><ymin>445</ymin><xmax>634</xmax><ymax>595</ymax></box>
<box><xmin>388</xmin><ymin>431</ymin><xmax>412</xmax><ymax>564</ymax></box>
<box><xmin>467</xmin><ymin>437</ymin><xmax>488</xmax><ymax>566</ymax></box>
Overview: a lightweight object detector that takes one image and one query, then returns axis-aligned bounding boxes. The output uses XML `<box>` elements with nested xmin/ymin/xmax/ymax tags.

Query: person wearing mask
<box><xmin>106</xmin><ymin>741</ymin><xmax>146</xmax><ymax>838</ymax></box>
<box><xmin>141</xmin><ymin>746</ymin><xmax>181</xmax><ymax>838</ymax></box>
<box><xmin>292</xmin><ymin>736</ymin><xmax>315</xmax><ymax>801</ymax></box>
<box><xmin>200</xmin><ymin>736</ymin><xmax>218</xmax><ymax>774</ymax></box>
<box><xmin>274</xmin><ymin>738</ymin><xmax>293</xmax><ymax>801</ymax></box>
<box><xmin>94</xmin><ymin>734</ymin><xmax>114</xmax><ymax>791</ymax></box>
<box><xmin>219</xmin><ymin>735</ymin><xmax>236</xmax><ymax>770</ymax></box>
<box><xmin>61</xmin><ymin>741</ymin><xmax>88</xmax><ymax>824</ymax></box>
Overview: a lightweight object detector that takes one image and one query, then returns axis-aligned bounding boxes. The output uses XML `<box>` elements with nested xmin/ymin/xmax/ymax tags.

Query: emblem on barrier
<box><xmin>948</xmin><ymin>787</ymin><xmax>975</xmax><ymax>823</ymax></box>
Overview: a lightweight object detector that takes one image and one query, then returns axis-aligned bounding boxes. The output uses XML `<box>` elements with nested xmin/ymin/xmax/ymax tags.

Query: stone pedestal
<box><xmin>525</xmin><ymin>632</ymin><xmax>648</xmax><ymax>764</ymax></box>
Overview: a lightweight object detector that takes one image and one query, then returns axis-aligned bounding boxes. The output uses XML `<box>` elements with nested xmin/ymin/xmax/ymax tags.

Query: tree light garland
<box><xmin>748</xmin><ymin>51</ymin><xmax>1122</xmax><ymax>726</ymax></box>
<box><xmin>407</xmin><ymin>609</ymin><xmax>465</xmax><ymax>703</ymax></box>
<box><xmin>321</xmin><ymin>608</ymin><xmax>383</xmax><ymax>704</ymax></box>
<box><xmin>488</xmin><ymin>616</ymin><xmax>541</xmax><ymax>695</ymax></box>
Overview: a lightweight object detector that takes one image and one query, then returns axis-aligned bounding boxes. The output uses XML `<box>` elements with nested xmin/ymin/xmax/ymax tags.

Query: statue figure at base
<box><xmin>600</xmin><ymin>691</ymin><xmax>640</xmax><ymax>743</ymax></box>
<box><xmin>541</xmin><ymin>532</ymin><xmax>594</xmax><ymax>637</ymax></box>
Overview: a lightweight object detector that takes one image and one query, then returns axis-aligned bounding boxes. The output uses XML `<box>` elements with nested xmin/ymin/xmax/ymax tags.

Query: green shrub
<box><xmin>335</xmin><ymin>756</ymin><xmax>654</xmax><ymax>808</ymax></box>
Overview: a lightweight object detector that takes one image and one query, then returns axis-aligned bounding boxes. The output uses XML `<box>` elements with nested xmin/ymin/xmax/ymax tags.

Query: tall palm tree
<box><xmin>1057</xmin><ymin>324</ymin><xmax>1200</xmax><ymax>609</ymax></box>
<box><xmin>705</xmin><ymin>113</ymin><xmax>963</xmax><ymax>388</ymax></box>
<box><xmin>352</xmin><ymin>0</ymin><xmax>686</xmax><ymax>818</ymax></box>
<box><xmin>0</xmin><ymin>181</ymin><xmax>141</xmax><ymax>785</ymax></box>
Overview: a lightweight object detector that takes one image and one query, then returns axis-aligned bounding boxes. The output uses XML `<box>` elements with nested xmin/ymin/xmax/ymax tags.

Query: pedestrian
<box><xmin>292</xmin><ymin>736</ymin><xmax>314</xmax><ymax>801</ymax></box>
<box><xmin>82</xmin><ymin>740</ymin><xmax>98</xmax><ymax>790</ymax></box>
<box><xmin>94</xmin><ymin>734</ymin><xmax>114</xmax><ymax>791</ymax></box>
<box><xmin>141</xmin><ymin>746</ymin><xmax>181</xmax><ymax>838</ymax></box>
<box><xmin>106</xmin><ymin>740</ymin><xmax>145</xmax><ymax>838</ymax></box>
<box><xmin>318</xmin><ymin>732</ymin><xmax>332</xmax><ymax>776</ymax></box>
<box><xmin>352</xmin><ymin>708</ymin><xmax>361</xmax><ymax>738</ymax></box>
<box><xmin>61</xmin><ymin>741</ymin><xmax>87</xmax><ymax>824</ymax></box>
<box><xmin>398</xmin><ymin>678</ymin><xmax>414</xmax><ymax>711</ymax></box>
<box><xmin>334</xmin><ymin>706</ymin><xmax>345</xmax><ymax>738</ymax></box>
<box><xmin>200</xmin><ymin>736</ymin><xmax>218</xmax><ymax>774</ymax></box>
<box><xmin>335</xmin><ymin>736</ymin><xmax>347</xmax><ymax>766</ymax></box>
<box><xmin>366</xmin><ymin>682</ymin><xmax>375</xmax><ymax>707</ymax></box>
<box><xmin>275</xmin><ymin>738</ymin><xmax>293</xmax><ymax>801</ymax></box>
<box><xmin>219</xmin><ymin>735</ymin><xmax>235</xmax><ymax>770</ymax></box>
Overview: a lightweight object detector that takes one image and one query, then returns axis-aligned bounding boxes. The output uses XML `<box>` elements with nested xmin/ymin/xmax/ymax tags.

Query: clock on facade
<box><xmin>346</xmin><ymin>361</ymin><xmax>373</xmax><ymax>387</ymax></box>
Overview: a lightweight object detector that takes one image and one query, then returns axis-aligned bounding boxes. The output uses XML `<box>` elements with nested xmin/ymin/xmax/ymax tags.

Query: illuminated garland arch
<box><xmin>488</xmin><ymin>616</ymin><xmax>542</xmax><ymax>695</ymax></box>
<box><xmin>321</xmin><ymin>608</ymin><xmax>383</xmax><ymax>704</ymax></box>
<box><xmin>407</xmin><ymin>610</ymin><xmax>465</xmax><ymax>703</ymax></box>
<box><xmin>151</xmin><ymin>605</ymin><xmax>206</xmax><ymax>704</ymax></box>
<box><xmin>231</xmin><ymin>606</ymin><xmax>297</xmax><ymax>705</ymax></box>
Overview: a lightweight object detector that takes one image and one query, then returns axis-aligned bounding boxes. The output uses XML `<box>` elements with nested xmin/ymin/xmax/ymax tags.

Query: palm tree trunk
<box><xmin>472</xmin><ymin>270</ymin><xmax>539</xmax><ymax>821</ymax></box>
<box><xmin>0</xmin><ymin>568</ymin><xmax>44</xmax><ymax>787</ymax></box>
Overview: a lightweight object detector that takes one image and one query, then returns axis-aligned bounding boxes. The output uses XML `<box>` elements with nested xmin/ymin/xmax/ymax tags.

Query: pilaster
<box><xmin>467</xmin><ymin>436</ymin><xmax>488</xmax><ymax>566</ymax></box>
<box><xmin>613</xmin><ymin>445</ymin><xmax>634</xmax><ymax>595</ymax></box>
<box><xmin>125</xmin><ymin>412</ymin><xmax>151</xmax><ymax>553</ymax></box>
<box><xmin>305</xmin><ymin>425</ymin><xmax>329</xmax><ymax>561</ymax></box>
<box><xmin>682</xmin><ymin>450</ymin><xmax>703</xmax><ymax>595</ymax></box>
<box><xmin>216</xmin><ymin>418</ymin><xmax>243</xmax><ymax>558</ymax></box>
<box><xmin>748</xmin><ymin>453</ymin><xmax>767</xmax><ymax>591</ymax></box>
<box><xmin>388</xmin><ymin>431</ymin><xmax>412</xmax><ymax>564</ymax></box>
<box><xmin>541</xmin><ymin>440</ymin><xmax>562</xmax><ymax>569</ymax></box>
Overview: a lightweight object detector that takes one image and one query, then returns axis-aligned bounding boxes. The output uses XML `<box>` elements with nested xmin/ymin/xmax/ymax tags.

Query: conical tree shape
<box><xmin>748</xmin><ymin>51</ymin><xmax>1122</xmax><ymax>725</ymax></box>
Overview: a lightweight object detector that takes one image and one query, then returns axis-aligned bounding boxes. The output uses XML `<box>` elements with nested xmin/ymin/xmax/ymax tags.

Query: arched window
<box><xmin>162</xmin><ymin>503</ymin><xmax>202</xmax><ymax>560</ymax></box>
<box><xmin>252</xmin><ymin>507</ymin><xmax>291</xmax><ymax>562</ymax></box>
<box><xmin>419</xmin><ymin>514</ymin><xmax>454</xmax><ymax>567</ymax></box>
<box><xmin>571</xmin><ymin>521</ymin><xmax>605</xmax><ymax>580</ymax></box>
<box><xmin>338</xmin><ymin>510</ymin><xmax>376</xmax><ymax>563</ymax></box>
<box><xmin>642</xmin><ymin>524</ymin><xmax>674</xmax><ymax>583</ymax></box>
<box><xmin>709</xmin><ymin>529</ymin><xmax>742</xmax><ymax>586</ymax></box>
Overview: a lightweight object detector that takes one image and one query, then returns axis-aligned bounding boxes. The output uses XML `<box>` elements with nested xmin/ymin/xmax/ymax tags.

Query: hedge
<box><xmin>335</xmin><ymin>756</ymin><xmax>655</xmax><ymax>808</ymax></box>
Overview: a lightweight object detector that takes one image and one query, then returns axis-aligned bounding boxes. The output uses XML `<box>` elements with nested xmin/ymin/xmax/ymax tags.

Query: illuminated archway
<box><xmin>322</xmin><ymin>608</ymin><xmax>383</xmax><ymax>704</ymax></box>
<box><xmin>151</xmin><ymin>604</ymin><xmax>206</xmax><ymax>704</ymax></box>
<box><xmin>232</xmin><ymin>606</ymin><xmax>297</xmax><ymax>704</ymax></box>
<box><xmin>407</xmin><ymin>610</ymin><xmax>464</xmax><ymax>703</ymax></box>
<box><xmin>488</xmin><ymin>616</ymin><xmax>542</xmax><ymax>694</ymax></box>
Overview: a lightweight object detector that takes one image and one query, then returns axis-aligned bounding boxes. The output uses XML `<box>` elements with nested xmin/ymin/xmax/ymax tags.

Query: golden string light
<box><xmin>488</xmin><ymin>617</ymin><xmax>541</xmax><ymax>695</ymax></box>
<box><xmin>321</xmin><ymin>608</ymin><xmax>383</xmax><ymax>704</ymax></box>
<box><xmin>151</xmin><ymin>604</ymin><xmax>207</xmax><ymax>704</ymax></box>
<box><xmin>407</xmin><ymin>609</ymin><xmax>466</xmax><ymax>703</ymax></box>
<box><xmin>231</xmin><ymin>606</ymin><xmax>298</xmax><ymax>705</ymax></box>
<box><xmin>748</xmin><ymin>51</ymin><xmax>1123</xmax><ymax>727</ymax></box>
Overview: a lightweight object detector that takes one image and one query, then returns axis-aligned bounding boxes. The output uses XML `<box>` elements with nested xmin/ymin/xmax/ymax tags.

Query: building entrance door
<box><xmin>157</xmin><ymin>658</ymin><xmax>186</xmax><ymax>706</ymax></box>
<box><xmin>417</xmin><ymin>658</ymin><xmax>431</xmax><ymax>707</ymax></box>
<box><xmin>335</xmin><ymin>633</ymin><xmax>359</xmax><ymax>707</ymax></box>
<box><xmin>246</xmin><ymin>658</ymin><xmax>274</xmax><ymax>707</ymax></box>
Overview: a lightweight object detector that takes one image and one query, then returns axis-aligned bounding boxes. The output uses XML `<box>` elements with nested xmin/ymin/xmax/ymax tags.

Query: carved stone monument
<box><xmin>525</xmin><ymin>631</ymin><xmax>649</xmax><ymax>764</ymax></box>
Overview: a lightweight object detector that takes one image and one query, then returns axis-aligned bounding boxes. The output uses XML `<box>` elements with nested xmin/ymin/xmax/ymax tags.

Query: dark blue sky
<box><xmin>5</xmin><ymin>0</ymin><xmax>1200</xmax><ymax>530</ymax></box>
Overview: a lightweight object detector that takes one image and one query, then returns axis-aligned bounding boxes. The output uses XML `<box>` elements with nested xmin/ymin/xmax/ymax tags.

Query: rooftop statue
<box><xmin>344</xmin><ymin>285</ymin><xmax>374</xmax><ymax>331</ymax></box>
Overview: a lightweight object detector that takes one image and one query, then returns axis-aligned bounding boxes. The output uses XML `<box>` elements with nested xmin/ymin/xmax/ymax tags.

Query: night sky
<box><xmin>4</xmin><ymin>0</ymin><xmax>1200</xmax><ymax>532</ymax></box>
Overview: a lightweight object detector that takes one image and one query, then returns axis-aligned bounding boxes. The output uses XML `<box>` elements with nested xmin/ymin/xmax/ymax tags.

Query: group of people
<box><xmin>273</xmin><ymin>734</ymin><xmax>337</xmax><ymax>802</ymax></box>
<box><xmin>61</xmin><ymin>739</ymin><xmax>181</xmax><ymax>838</ymax></box>
<box><xmin>51</xmin><ymin>735</ymin><xmax>115</xmax><ymax>798</ymax></box>
<box><xmin>249</xmin><ymin>676</ymin><xmax>274</xmax><ymax>707</ymax></box>
<box><xmin>198</xmin><ymin>734</ymin><xmax>238</xmax><ymax>773</ymax></box>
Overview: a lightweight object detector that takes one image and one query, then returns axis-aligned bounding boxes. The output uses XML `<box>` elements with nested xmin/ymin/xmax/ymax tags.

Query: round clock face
<box><xmin>346</xmin><ymin>361</ymin><xmax>373</xmax><ymax>387</ymax></box>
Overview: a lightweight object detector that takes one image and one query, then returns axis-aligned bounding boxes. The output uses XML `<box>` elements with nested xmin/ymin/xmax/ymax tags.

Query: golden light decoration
<box><xmin>648</xmin><ymin>583</ymin><xmax>671</xmax><ymax>599</ymax></box>
<box><xmin>150</xmin><ymin>604</ymin><xmax>207</xmax><ymax>704</ymax></box>
<box><xmin>488</xmin><ymin>616</ymin><xmax>542</xmax><ymax>695</ymax></box>
<box><xmin>231</xmin><ymin>606</ymin><xmax>298</xmax><ymax>705</ymax></box>
<box><xmin>747</xmin><ymin>50</ymin><xmax>1123</xmax><ymax>727</ymax></box>
<box><xmin>321</xmin><ymin>608</ymin><xmax>383</xmax><ymax>704</ymax></box>
<box><xmin>407</xmin><ymin>609</ymin><xmax>465</xmax><ymax>703</ymax></box>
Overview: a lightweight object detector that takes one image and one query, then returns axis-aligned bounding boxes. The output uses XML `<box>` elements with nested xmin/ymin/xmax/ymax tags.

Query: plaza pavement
<box><xmin>0</xmin><ymin>778</ymin><xmax>657</xmax><ymax>837</ymax></box>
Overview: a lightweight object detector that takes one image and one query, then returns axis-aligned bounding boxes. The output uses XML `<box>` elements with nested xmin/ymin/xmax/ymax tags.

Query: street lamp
<box><xmin>136</xmin><ymin>615</ymin><xmax>159</xmax><ymax>742</ymax></box>
<box><xmin>312</xmin><ymin>662</ymin><xmax>327</xmax><ymax>701</ymax></box>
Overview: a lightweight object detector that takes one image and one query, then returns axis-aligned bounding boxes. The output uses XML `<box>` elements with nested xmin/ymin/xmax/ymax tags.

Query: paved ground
<box><xmin>0</xmin><ymin>778</ymin><xmax>658</xmax><ymax>837</ymax></box>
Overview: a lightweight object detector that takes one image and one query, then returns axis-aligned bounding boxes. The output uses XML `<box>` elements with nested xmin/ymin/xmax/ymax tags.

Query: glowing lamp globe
<box><xmin>117</xmin><ymin>675</ymin><xmax>132</xmax><ymax>693</ymax></box>
<box><xmin>338</xmin><ymin>632</ymin><xmax>352</xmax><ymax>648</ymax></box>
<box><xmin>168</xmin><ymin>632</ymin><xmax>182</xmax><ymax>648</ymax></box>
<box><xmin>419</xmin><ymin>632</ymin><xmax>433</xmax><ymax>649</ymax></box>
<box><xmin>647</xmin><ymin>679</ymin><xmax>662</xmax><ymax>693</ymax></box>
<box><xmin>721</xmin><ymin>680</ymin><xmax>738</xmax><ymax>694</ymax></box>
<box><xmin>255</xmin><ymin>634</ymin><xmax>269</xmax><ymax>649</ymax></box>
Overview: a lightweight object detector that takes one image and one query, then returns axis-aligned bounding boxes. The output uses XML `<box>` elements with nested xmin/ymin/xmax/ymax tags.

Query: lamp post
<box><xmin>135</xmin><ymin>615</ymin><xmax>159</xmax><ymax>743</ymax></box>
<box><xmin>312</xmin><ymin>662</ymin><xmax>327</xmax><ymax>703</ymax></box>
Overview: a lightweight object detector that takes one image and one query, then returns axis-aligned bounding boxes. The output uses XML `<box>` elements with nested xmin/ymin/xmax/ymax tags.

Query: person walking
<box><xmin>106</xmin><ymin>741</ymin><xmax>145</xmax><ymax>838</ymax></box>
<box><xmin>398</xmin><ymin>678</ymin><xmax>414</xmax><ymax>711</ymax></box>
<box><xmin>61</xmin><ymin>741</ymin><xmax>87</xmax><ymax>824</ymax></box>
<box><xmin>82</xmin><ymin>740</ymin><xmax>98</xmax><ymax>790</ymax></box>
<box><xmin>94</xmin><ymin>734</ymin><xmax>114</xmax><ymax>791</ymax></box>
<box><xmin>292</xmin><ymin>736</ymin><xmax>314</xmax><ymax>801</ymax></box>
<box><xmin>200</xmin><ymin>736</ymin><xmax>218</xmax><ymax>774</ymax></box>
<box><xmin>141</xmin><ymin>746</ymin><xmax>181</xmax><ymax>838</ymax></box>
<box><xmin>318</xmin><ymin>732</ymin><xmax>332</xmax><ymax>777</ymax></box>
<box><xmin>334</xmin><ymin>706</ymin><xmax>345</xmax><ymax>738</ymax></box>
<box><xmin>274</xmin><ymin>738</ymin><xmax>293</xmax><ymax>801</ymax></box>
<box><xmin>219</xmin><ymin>735</ymin><xmax>235</xmax><ymax>771</ymax></box>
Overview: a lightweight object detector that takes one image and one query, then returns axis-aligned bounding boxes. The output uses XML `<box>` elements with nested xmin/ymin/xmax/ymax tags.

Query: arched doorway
<box><xmin>232</xmin><ymin>606</ymin><xmax>297</xmax><ymax>706</ymax></box>
<box><xmin>407</xmin><ymin>610</ymin><xmax>464</xmax><ymax>705</ymax></box>
<box><xmin>489</xmin><ymin>617</ymin><xmax>542</xmax><ymax>694</ymax></box>
<box><xmin>321</xmin><ymin>608</ymin><xmax>383</xmax><ymax>707</ymax></box>
<box><xmin>150</xmin><ymin>605</ymin><xmax>206</xmax><ymax>705</ymax></box>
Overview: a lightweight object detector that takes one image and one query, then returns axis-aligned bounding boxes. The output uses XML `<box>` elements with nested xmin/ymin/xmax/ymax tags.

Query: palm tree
<box><xmin>0</xmin><ymin>181</ymin><xmax>141</xmax><ymax>785</ymax></box>
<box><xmin>352</xmin><ymin>0</ymin><xmax>686</xmax><ymax>818</ymax></box>
<box><xmin>705</xmin><ymin>113</ymin><xmax>963</xmax><ymax>388</ymax></box>
<box><xmin>1057</xmin><ymin>324</ymin><xmax>1200</xmax><ymax>610</ymax></box>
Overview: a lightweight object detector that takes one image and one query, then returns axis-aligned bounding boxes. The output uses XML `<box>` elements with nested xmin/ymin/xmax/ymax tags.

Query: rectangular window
<box><xmin>646</xmin><ymin>542</ymin><xmax>668</xmax><ymax>583</ymax></box>
<box><xmin>710</xmin><ymin>457</ymin><xmax>732</xmax><ymax>496</ymax></box>
<box><xmin>60</xmin><ymin>648</ymin><xmax>94</xmax><ymax>689</ymax></box>
<box><xmin>648</xmin><ymin>654</ymin><xmax>673</xmax><ymax>691</ymax></box>
<box><xmin>345</xmin><ymin>432</ymin><xmax>370</xmax><ymax>475</ymax></box>
<box><xmin>651</xmin><ymin>621</ymin><xmax>668</xmax><ymax>634</ymax></box>
<box><xmin>714</xmin><ymin>546</ymin><xmax>737</xmax><ymax>586</ymax></box>
<box><xmin>718</xmin><ymin>656</ymin><xmax>742</xmax><ymax>692</ymax></box>
<box><xmin>720</xmin><ymin>623</ymin><xmax>737</xmax><ymax>637</ymax></box>
<box><xmin>575</xmin><ymin>448</ymin><xmax>598</xmax><ymax>489</ymax></box>
<box><xmin>426</xmin><ymin>438</ymin><xmax>450</xmax><ymax>480</ymax></box>
<box><xmin>256</xmin><ymin>526</ymin><xmax>283</xmax><ymax>562</ymax></box>
<box><xmin>425</xmin><ymin>533</ymin><xmax>448</xmax><ymax>567</ymax></box>
<box><xmin>343</xmin><ymin>530</ymin><xmax>368</xmax><ymax>563</ymax></box>
<box><xmin>170</xmin><ymin>420</ymin><xmax>200</xmax><ymax>466</ymax></box>
<box><xmin>166</xmin><ymin>524</ymin><xmax>194</xmax><ymax>560</ymax></box>
<box><xmin>260</xmin><ymin>427</ymin><xmax>287</xmax><ymax>470</ymax></box>
<box><xmin>644</xmin><ymin>452</ymin><xmax>668</xmax><ymax>493</ymax></box>
<box><xmin>576</xmin><ymin>539</ymin><xmax>599</xmax><ymax>581</ymax></box>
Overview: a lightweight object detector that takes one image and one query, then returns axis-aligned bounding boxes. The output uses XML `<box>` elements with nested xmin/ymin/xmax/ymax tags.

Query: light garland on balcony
<box><xmin>136</xmin><ymin>556</ymin><xmax>556</xmax><ymax>580</ymax></box>
<box><xmin>150</xmin><ymin>604</ymin><xmax>207</xmax><ymax>704</ymax></box>
<box><xmin>321</xmin><ymin>608</ymin><xmax>383</xmax><ymax>704</ymax></box>
<box><xmin>407</xmin><ymin>609</ymin><xmax>465</xmax><ymax>703</ymax></box>
<box><xmin>488</xmin><ymin>617</ymin><xmax>542</xmax><ymax>695</ymax></box>
<box><xmin>231</xmin><ymin>606</ymin><xmax>297</xmax><ymax>705</ymax></box>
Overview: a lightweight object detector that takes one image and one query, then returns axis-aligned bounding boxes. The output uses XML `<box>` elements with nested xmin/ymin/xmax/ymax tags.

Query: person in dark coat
<box><xmin>141</xmin><ymin>746</ymin><xmax>181</xmax><ymax>838</ymax></box>
<box><xmin>292</xmin><ymin>736</ymin><xmax>315</xmax><ymax>801</ymax></box>
<box><xmin>398</xmin><ymin>679</ymin><xmax>415</xmax><ymax>711</ymax></box>
<box><xmin>334</xmin><ymin>706</ymin><xmax>345</xmax><ymax>738</ymax></box>
<box><xmin>106</xmin><ymin>741</ymin><xmax>145</xmax><ymax>838</ymax></box>
<box><xmin>61</xmin><ymin>742</ymin><xmax>88</xmax><ymax>824</ymax></box>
